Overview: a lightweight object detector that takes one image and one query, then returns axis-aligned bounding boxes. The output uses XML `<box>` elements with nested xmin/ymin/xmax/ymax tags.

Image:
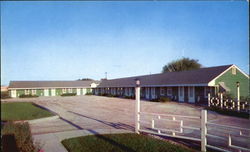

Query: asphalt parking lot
<box><xmin>3</xmin><ymin>95</ymin><xmax>250</xmax><ymax>151</ymax></box>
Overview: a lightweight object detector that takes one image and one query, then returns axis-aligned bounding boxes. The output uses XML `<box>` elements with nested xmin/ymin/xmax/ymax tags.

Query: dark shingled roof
<box><xmin>97</xmin><ymin>65</ymin><xmax>233</xmax><ymax>88</ymax></box>
<box><xmin>9</xmin><ymin>80</ymin><xmax>99</xmax><ymax>89</ymax></box>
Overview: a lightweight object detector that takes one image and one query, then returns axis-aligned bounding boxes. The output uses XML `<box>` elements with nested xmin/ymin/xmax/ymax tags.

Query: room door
<box><xmin>188</xmin><ymin>87</ymin><xmax>195</xmax><ymax>103</ymax></box>
<box><xmin>145</xmin><ymin>88</ymin><xmax>150</xmax><ymax>99</ymax></box>
<box><xmin>82</xmin><ymin>88</ymin><xmax>86</xmax><ymax>95</ymax></box>
<box><xmin>11</xmin><ymin>90</ymin><xmax>16</xmax><ymax>98</ymax></box>
<box><xmin>44</xmin><ymin>89</ymin><xmax>49</xmax><ymax>96</ymax></box>
<box><xmin>51</xmin><ymin>89</ymin><xmax>56</xmax><ymax>96</ymax></box>
<box><xmin>151</xmin><ymin>87</ymin><xmax>156</xmax><ymax>99</ymax></box>
<box><xmin>77</xmin><ymin>88</ymin><xmax>81</xmax><ymax>95</ymax></box>
<box><xmin>178</xmin><ymin>86</ymin><xmax>184</xmax><ymax>102</ymax></box>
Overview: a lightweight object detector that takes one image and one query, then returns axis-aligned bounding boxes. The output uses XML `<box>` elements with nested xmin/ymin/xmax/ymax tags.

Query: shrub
<box><xmin>85</xmin><ymin>92</ymin><xmax>93</xmax><ymax>95</ymax></box>
<box><xmin>107</xmin><ymin>94</ymin><xmax>115</xmax><ymax>97</ymax></box>
<box><xmin>150</xmin><ymin>99</ymin><xmax>159</xmax><ymax>102</ymax></box>
<box><xmin>206</xmin><ymin>107</ymin><xmax>249</xmax><ymax>119</ymax></box>
<box><xmin>1</xmin><ymin>91</ymin><xmax>10</xmax><ymax>99</ymax></box>
<box><xmin>101</xmin><ymin>93</ymin><xmax>108</xmax><ymax>96</ymax></box>
<box><xmin>159</xmin><ymin>97</ymin><xmax>171</xmax><ymax>102</ymax></box>
<box><xmin>61</xmin><ymin>93</ymin><xmax>76</xmax><ymax>96</ymax></box>
<box><xmin>19</xmin><ymin>94</ymin><xmax>38</xmax><ymax>98</ymax></box>
<box><xmin>223</xmin><ymin>92</ymin><xmax>233</xmax><ymax>99</ymax></box>
<box><xmin>1</xmin><ymin>121</ymin><xmax>41</xmax><ymax>152</ymax></box>
<box><xmin>241</xmin><ymin>96</ymin><xmax>250</xmax><ymax>103</ymax></box>
<box><xmin>124</xmin><ymin>96</ymin><xmax>135</xmax><ymax>99</ymax></box>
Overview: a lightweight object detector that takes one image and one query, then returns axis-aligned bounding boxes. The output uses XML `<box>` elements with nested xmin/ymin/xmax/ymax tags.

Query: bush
<box><xmin>159</xmin><ymin>97</ymin><xmax>171</xmax><ymax>102</ymax></box>
<box><xmin>107</xmin><ymin>94</ymin><xmax>115</xmax><ymax>97</ymax></box>
<box><xmin>85</xmin><ymin>92</ymin><xmax>93</xmax><ymax>95</ymax></box>
<box><xmin>150</xmin><ymin>99</ymin><xmax>159</xmax><ymax>102</ymax></box>
<box><xmin>1</xmin><ymin>121</ymin><xmax>41</xmax><ymax>152</ymax></box>
<box><xmin>101</xmin><ymin>93</ymin><xmax>108</xmax><ymax>96</ymax></box>
<box><xmin>241</xmin><ymin>96</ymin><xmax>250</xmax><ymax>103</ymax></box>
<box><xmin>223</xmin><ymin>92</ymin><xmax>233</xmax><ymax>99</ymax></box>
<box><xmin>206</xmin><ymin>107</ymin><xmax>249</xmax><ymax>119</ymax></box>
<box><xmin>61</xmin><ymin>93</ymin><xmax>76</xmax><ymax>96</ymax></box>
<box><xmin>1</xmin><ymin>91</ymin><xmax>10</xmax><ymax>99</ymax></box>
<box><xmin>124</xmin><ymin>96</ymin><xmax>135</xmax><ymax>99</ymax></box>
<box><xmin>19</xmin><ymin>94</ymin><xmax>38</xmax><ymax>98</ymax></box>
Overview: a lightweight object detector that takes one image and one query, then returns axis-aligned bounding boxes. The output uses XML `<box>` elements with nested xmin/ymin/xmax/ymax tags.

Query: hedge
<box><xmin>19</xmin><ymin>94</ymin><xmax>38</xmax><ymax>98</ymax></box>
<box><xmin>61</xmin><ymin>93</ymin><xmax>77</xmax><ymax>96</ymax></box>
<box><xmin>1</xmin><ymin>121</ymin><xmax>41</xmax><ymax>152</ymax></box>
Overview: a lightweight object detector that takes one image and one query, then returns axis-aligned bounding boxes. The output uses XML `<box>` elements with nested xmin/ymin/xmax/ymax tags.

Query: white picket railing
<box><xmin>134</xmin><ymin>86</ymin><xmax>250</xmax><ymax>152</ymax></box>
<box><xmin>137</xmin><ymin>110</ymin><xmax>250</xmax><ymax>152</ymax></box>
<box><xmin>208</xmin><ymin>93</ymin><xmax>249</xmax><ymax>113</ymax></box>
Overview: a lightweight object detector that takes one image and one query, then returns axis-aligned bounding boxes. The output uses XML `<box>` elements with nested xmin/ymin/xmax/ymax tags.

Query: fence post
<box><xmin>201</xmin><ymin>110</ymin><xmax>207</xmax><ymax>152</ymax></box>
<box><xmin>135</xmin><ymin>85</ymin><xmax>140</xmax><ymax>134</ymax></box>
<box><xmin>237</xmin><ymin>82</ymin><xmax>240</xmax><ymax>112</ymax></box>
<box><xmin>220</xmin><ymin>93</ymin><xmax>223</xmax><ymax>109</ymax></box>
<box><xmin>208</xmin><ymin>93</ymin><xmax>210</xmax><ymax>107</ymax></box>
<box><xmin>151</xmin><ymin>119</ymin><xmax>154</xmax><ymax>129</ymax></box>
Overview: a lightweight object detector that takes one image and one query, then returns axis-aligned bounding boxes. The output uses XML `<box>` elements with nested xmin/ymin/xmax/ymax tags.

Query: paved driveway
<box><xmin>3</xmin><ymin>95</ymin><xmax>250</xmax><ymax>152</ymax></box>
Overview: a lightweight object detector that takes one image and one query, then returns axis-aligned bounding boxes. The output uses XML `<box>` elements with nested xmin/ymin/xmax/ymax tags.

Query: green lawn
<box><xmin>1</xmin><ymin>102</ymin><xmax>54</xmax><ymax>121</ymax></box>
<box><xmin>62</xmin><ymin>133</ymin><xmax>194</xmax><ymax>152</ymax></box>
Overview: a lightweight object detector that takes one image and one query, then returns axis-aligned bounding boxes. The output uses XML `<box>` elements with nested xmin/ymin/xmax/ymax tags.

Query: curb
<box><xmin>28</xmin><ymin>115</ymin><xmax>59</xmax><ymax>124</ymax></box>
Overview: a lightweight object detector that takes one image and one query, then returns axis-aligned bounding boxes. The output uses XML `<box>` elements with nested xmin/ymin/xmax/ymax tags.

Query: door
<box><xmin>178</xmin><ymin>86</ymin><xmax>184</xmax><ymax>102</ymax></box>
<box><xmin>82</xmin><ymin>88</ymin><xmax>86</xmax><ymax>95</ymax></box>
<box><xmin>146</xmin><ymin>88</ymin><xmax>150</xmax><ymax>99</ymax></box>
<box><xmin>151</xmin><ymin>87</ymin><xmax>156</xmax><ymax>99</ymax></box>
<box><xmin>51</xmin><ymin>89</ymin><xmax>56</xmax><ymax>96</ymax></box>
<box><xmin>77</xmin><ymin>88</ymin><xmax>81</xmax><ymax>95</ymax></box>
<box><xmin>11</xmin><ymin>90</ymin><xmax>16</xmax><ymax>98</ymax></box>
<box><xmin>188</xmin><ymin>87</ymin><xmax>195</xmax><ymax>103</ymax></box>
<box><xmin>44</xmin><ymin>89</ymin><xmax>49</xmax><ymax>96</ymax></box>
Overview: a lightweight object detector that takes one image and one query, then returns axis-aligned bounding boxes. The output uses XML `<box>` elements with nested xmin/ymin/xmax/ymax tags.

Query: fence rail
<box><xmin>138</xmin><ymin>110</ymin><xmax>250</xmax><ymax>152</ymax></box>
<box><xmin>135</xmin><ymin>87</ymin><xmax>250</xmax><ymax>152</ymax></box>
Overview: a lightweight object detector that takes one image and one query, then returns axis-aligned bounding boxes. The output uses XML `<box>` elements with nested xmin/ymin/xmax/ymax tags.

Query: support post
<box><xmin>220</xmin><ymin>93</ymin><xmax>223</xmax><ymax>109</ymax></box>
<box><xmin>201</xmin><ymin>110</ymin><xmax>207</xmax><ymax>152</ymax></box>
<box><xmin>208</xmin><ymin>93</ymin><xmax>210</xmax><ymax>107</ymax></box>
<box><xmin>135</xmin><ymin>86</ymin><xmax>140</xmax><ymax>134</ymax></box>
<box><xmin>151</xmin><ymin>119</ymin><xmax>154</xmax><ymax>129</ymax></box>
<box><xmin>237</xmin><ymin>83</ymin><xmax>240</xmax><ymax>112</ymax></box>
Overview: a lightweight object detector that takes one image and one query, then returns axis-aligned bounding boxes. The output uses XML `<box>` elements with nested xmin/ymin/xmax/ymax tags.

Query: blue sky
<box><xmin>1</xmin><ymin>1</ymin><xmax>249</xmax><ymax>85</ymax></box>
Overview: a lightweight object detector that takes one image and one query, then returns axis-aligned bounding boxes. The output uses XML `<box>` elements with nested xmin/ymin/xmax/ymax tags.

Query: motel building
<box><xmin>8</xmin><ymin>80</ymin><xmax>99</xmax><ymax>98</ymax></box>
<box><xmin>8</xmin><ymin>65</ymin><xmax>249</xmax><ymax>104</ymax></box>
<box><xmin>93</xmin><ymin>64</ymin><xmax>249</xmax><ymax>103</ymax></box>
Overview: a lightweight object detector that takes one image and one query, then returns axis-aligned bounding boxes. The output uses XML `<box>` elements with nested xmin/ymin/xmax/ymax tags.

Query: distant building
<box><xmin>1</xmin><ymin>86</ymin><xmax>8</xmax><ymax>92</ymax></box>
<box><xmin>8</xmin><ymin>81</ymin><xmax>99</xmax><ymax>98</ymax></box>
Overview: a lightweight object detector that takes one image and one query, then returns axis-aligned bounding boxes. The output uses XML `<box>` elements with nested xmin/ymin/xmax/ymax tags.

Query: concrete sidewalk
<box><xmin>33</xmin><ymin>129</ymin><xmax>133</xmax><ymax>152</ymax></box>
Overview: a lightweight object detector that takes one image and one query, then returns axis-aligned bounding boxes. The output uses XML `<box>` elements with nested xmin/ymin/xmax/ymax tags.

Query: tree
<box><xmin>162</xmin><ymin>57</ymin><xmax>202</xmax><ymax>73</ymax></box>
<box><xmin>77</xmin><ymin>78</ymin><xmax>94</xmax><ymax>81</ymax></box>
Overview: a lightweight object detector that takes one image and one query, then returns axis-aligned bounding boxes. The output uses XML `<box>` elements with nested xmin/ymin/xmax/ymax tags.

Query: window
<box><xmin>68</xmin><ymin>88</ymin><xmax>72</xmax><ymax>93</ymax></box>
<box><xmin>32</xmin><ymin>89</ymin><xmax>36</xmax><ymax>95</ymax></box>
<box><xmin>232</xmin><ymin>67</ymin><xmax>236</xmax><ymax>75</ymax></box>
<box><xmin>160</xmin><ymin>88</ymin><xmax>165</xmax><ymax>96</ymax></box>
<box><xmin>62</xmin><ymin>88</ymin><xmax>67</xmax><ymax>93</ymax></box>
<box><xmin>25</xmin><ymin>89</ymin><xmax>30</xmax><ymax>95</ymax></box>
<box><xmin>167</xmin><ymin>88</ymin><xmax>172</xmax><ymax>96</ymax></box>
<box><xmin>129</xmin><ymin>88</ymin><xmax>132</xmax><ymax>96</ymax></box>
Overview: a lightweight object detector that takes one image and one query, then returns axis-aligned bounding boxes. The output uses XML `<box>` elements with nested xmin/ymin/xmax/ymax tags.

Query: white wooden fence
<box><xmin>134</xmin><ymin>86</ymin><xmax>250</xmax><ymax>152</ymax></box>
